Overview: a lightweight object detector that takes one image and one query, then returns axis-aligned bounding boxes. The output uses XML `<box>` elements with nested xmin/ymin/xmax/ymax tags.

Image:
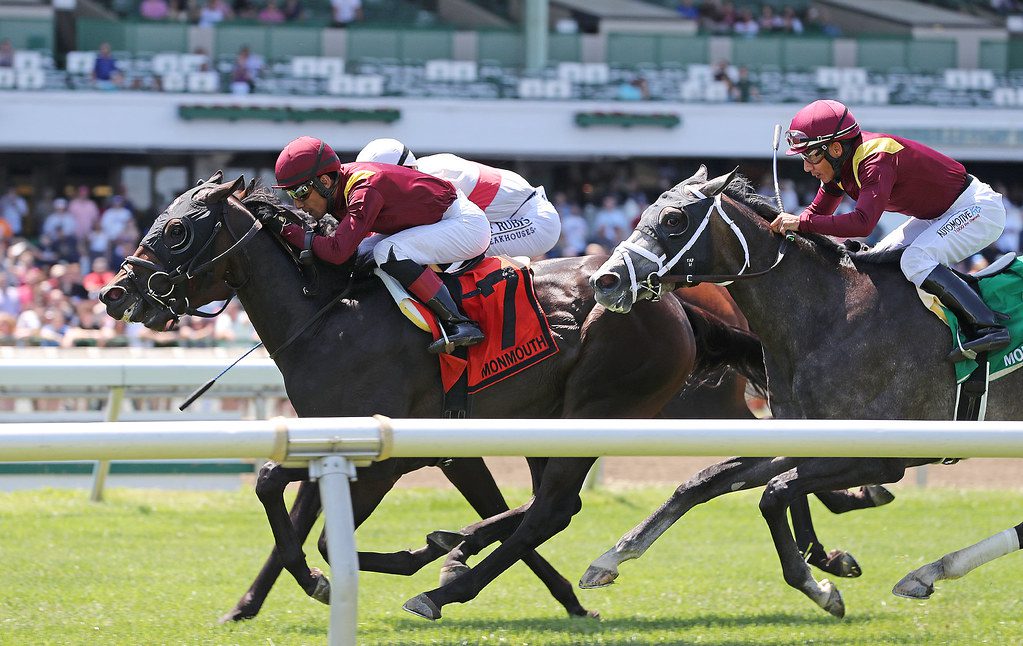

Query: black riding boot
<box><xmin>379</xmin><ymin>257</ymin><xmax>484</xmax><ymax>354</ymax></box>
<box><xmin>921</xmin><ymin>265</ymin><xmax>1010</xmax><ymax>362</ymax></box>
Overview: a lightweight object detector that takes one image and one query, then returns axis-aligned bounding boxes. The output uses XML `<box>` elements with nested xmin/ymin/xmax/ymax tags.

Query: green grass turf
<box><xmin>1</xmin><ymin>485</ymin><xmax>1021</xmax><ymax>645</ymax></box>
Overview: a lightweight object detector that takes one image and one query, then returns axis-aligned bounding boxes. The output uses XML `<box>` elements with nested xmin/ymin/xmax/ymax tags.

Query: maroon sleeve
<box><xmin>280</xmin><ymin>186</ymin><xmax>385</xmax><ymax>265</ymax></box>
<box><xmin>799</xmin><ymin>155</ymin><xmax>896</xmax><ymax>237</ymax></box>
<box><xmin>800</xmin><ymin>183</ymin><xmax>843</xmax><ymax>219</ymax></box>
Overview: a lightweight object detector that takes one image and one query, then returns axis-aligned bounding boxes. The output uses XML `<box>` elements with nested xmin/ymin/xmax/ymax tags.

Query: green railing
<box><xmin>0</xmin><ymin>18</ymin><xmax>53</xmax><ymax>52</ymax></box>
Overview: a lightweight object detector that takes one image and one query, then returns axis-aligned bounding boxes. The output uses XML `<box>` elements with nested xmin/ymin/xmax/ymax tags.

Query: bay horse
<box><xmin>97</xmin><ymin>173</ymin><xmax>771</xmax><ymax>622</ymax></box>
<box><xmin>587</xmin><ymin>164</ymin><xmax>1023</xmax><ymax>617</ymax></box>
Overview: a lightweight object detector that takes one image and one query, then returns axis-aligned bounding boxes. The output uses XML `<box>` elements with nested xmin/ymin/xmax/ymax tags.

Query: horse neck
<box><xmin>231</xmin><ymin>232</ymin><xmax>353</xmax><ymax>368</ymax></box>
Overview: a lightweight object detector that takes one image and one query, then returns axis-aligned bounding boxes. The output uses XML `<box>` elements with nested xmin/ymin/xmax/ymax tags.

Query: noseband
<box><xmin>119</xmin><ymin>196</ymin><xmax>262</xmax><ymax>326</ymax></box>
<box><xmin>615</xmin><ymin>189</ymin><xmax>792</xmax><ymax>302</ymax></box>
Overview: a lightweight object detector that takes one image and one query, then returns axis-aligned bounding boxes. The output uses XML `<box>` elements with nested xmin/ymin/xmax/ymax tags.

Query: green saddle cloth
<box><xmin>923</xmin><ymin>257</ymin><xmax>1023</xmax><ymax>382</ymax></box>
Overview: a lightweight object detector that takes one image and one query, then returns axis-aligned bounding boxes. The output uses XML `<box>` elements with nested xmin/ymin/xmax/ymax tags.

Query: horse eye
<box><xmin>164</xmin><ymin>219</ymin><xmax>188</xmax><ymax>248</ymax></box>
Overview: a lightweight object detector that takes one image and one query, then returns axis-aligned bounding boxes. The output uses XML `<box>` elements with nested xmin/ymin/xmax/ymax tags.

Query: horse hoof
<box><xmin>403</xmin><ymin>593</ymin><xmax>442</xmax><ymax>620</ymax></box>
<box><xmin>864</xmin><ymin>484</ymin><xmax>895</xmax><ymax>507</ymax></box>
<box><xmin>427</xmin><ymin>530</ymin><xmax>467</xmax><ymax>552</ymax></box>
<box><xmin>578</xmin><ymin>564</ymin><xmax>618</xmax><ymax>589</ymax></box>
<box><xmin>308</xmin><ymin>569</ymin><xmax>331</xmax><ymax>605</ymax></box>
<box><xmin>439</xmin><ymin>562</ymin><xmax>470</xmax><ymax>587</ymax></box>
<box><xmin>574</xmin><ymin>609</ymin><xmax>601</xmax><ymax>620</ymax></box>
<box><xmin>217</xmin><ymin>607</ymin><xmax>254</xmax><ymax>624</ymax></box>
<box><xmin>825</xmin><ymin>550</ymin><xmax>862</xmax><ymax>578</ymax></box>
<box><xmin>819</xmin><ymin>579</ymin><xmax>846</xmax><ymax>619</ymax></box>
<box><xmin>892</xmin><ymin>574</ymin><xmax>934</xmax><ymax>600</ymax></box>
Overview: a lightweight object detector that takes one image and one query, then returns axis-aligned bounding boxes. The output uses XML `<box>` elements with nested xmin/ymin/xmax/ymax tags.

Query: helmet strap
<box><xmin>312</xmin><ymin>173</ymin><xmax>336</xmax><ymax>200</ymax></box>
<box><xmin>824</xmin><ymin>139</ymin><xmax>855</xmax><ymax>177</ymax></box>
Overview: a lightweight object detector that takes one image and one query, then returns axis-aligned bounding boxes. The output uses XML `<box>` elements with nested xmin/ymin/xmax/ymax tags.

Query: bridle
<box><xmin>614</xmin><ymin>188</ymin><xmax>793</xmax><ymax>303</ymax></box>
<box><xmin>119</xmin><ymin>195</ymin><xmax>261</xmax><ymax>327</ymax></box>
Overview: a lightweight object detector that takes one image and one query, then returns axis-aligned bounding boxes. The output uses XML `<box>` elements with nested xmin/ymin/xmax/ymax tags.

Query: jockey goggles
<box><xmin>284</xmin><ymin>180</ymin><xmax>315</xmax><ymax>200</ymax></box>
<box><xmin>785</xmin><ymin>106</ymin><xmax>851</xmax><ymax>163</ymax></box>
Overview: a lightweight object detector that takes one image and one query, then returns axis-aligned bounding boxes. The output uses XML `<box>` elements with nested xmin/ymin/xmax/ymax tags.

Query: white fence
<box><xmin>3</xmin><ymin>416</ymin><xmax>1023</xmax><ymax>646</ymax></box>
<box><xmin>0</xmin><ymin>357</ymin><xmax>287</xmax><ymax>499</ymax></box>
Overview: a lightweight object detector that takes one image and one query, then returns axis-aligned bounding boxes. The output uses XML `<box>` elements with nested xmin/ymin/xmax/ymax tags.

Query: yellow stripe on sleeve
<box><xmin>852</xmin><ymin>138</ymin><xmax>903</xmax><ymax>188</ymax></box>
<box><xmin>344</xmin><ymin>170</ymin><xmax>376</xmax><ymax>201</ymax></box>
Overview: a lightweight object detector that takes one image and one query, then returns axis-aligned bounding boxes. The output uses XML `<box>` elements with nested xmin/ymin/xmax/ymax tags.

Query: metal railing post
<box><xmin>310</xmin><ymin>455</ymin><xmax>359</xmax><ymax>646</ymax></box>
<box><xmin>89</xmin><ymin>386</ymin><xmax>124</xmax><ymax>502</ymax></box>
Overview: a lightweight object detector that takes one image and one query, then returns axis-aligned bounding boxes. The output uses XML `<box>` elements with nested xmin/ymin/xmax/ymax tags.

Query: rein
<box><xmin>616</xmin><ymin>191</ymin><xmax>792</xmax><ymax>301</ymax></box>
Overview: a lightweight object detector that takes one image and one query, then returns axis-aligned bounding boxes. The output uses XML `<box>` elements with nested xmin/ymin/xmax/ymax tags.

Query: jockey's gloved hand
<box><xmin>258</xmin><ymin>208</ymin><xmax>289</xmax><ymax>235</ymax></box>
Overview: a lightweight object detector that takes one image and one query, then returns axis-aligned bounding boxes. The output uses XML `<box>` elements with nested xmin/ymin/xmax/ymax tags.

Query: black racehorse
<box><xmin>588</xmin><ymin>165</ymin><xmax>1023</xmax><ymax>617</ymax></box>
<box><xmin>96</xmin><ymin>172</ymin><xmax>773</xmax><ymax>622</ymax></box>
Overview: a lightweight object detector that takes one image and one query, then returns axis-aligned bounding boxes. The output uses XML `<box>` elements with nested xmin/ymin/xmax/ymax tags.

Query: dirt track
<box><xmin>397</xmin><ymin>456</ymin><xmax>1023</xmax><ymax>490</ymax></box>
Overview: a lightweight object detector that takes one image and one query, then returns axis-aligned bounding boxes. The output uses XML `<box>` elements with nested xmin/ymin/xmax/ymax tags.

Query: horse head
<box><xmin>590</xmin><ymin>165</ymin><xmax>743</xmax><ymax>313</ymax></box>
<box><xmin>99</xmin><ymin>170</ymin><xmax>277</xmax><ymax>330</ymax></box>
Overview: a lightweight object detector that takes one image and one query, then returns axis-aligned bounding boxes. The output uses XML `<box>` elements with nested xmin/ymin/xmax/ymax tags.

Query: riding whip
<box><xmin>772</xmin><ymin>123</ymin><xmax>785</xmax><ymax>213</ymax></box>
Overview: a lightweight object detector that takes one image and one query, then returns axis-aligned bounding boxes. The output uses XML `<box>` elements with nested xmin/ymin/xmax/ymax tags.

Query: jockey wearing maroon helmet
<box><xmin>770</xmin><ymin>99</ymin><xmax>1009</xmax><ymax>362</ymax></box>
<box><xmin>269</xmin><ymin>135</ymin><xmax>491</xmax><ymax>354</ymax></box>
<box><xmin>273</xmin><ymin>135</ymin><xmax>343</xmax><ymax>201</ymax></box>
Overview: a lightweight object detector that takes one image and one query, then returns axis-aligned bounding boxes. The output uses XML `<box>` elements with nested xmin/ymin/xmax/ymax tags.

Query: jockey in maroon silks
<box><xmin>270</xmin><ymin>135</ymin><xmax>491</xmax><ymax>354</ymax></box>
<box><xmin>769</xmin><ymin>99</ymin><xmax>1009</xmax><ymax>362</ymax></box>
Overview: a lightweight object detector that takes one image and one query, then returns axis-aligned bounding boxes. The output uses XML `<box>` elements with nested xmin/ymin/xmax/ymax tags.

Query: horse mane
<box><xmin>722</xmin><ymin>174</ymin><xmax>903</xmax><ymax>267</ymax></box>
<box><xmin>239</xmin><ymin>181</ymin><xmax>378</xmax><ymax>291</ymax></box>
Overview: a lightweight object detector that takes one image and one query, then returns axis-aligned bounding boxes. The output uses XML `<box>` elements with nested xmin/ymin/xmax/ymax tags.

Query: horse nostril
<box><xmin>595</xmin><ymin>273</ymin><xmax>620</xmax><ymax>291</ymax></box>
<box><xmin>100</xmin><ymin>286</ymin><xmax>125</xmax><ymax>304</ymax></box>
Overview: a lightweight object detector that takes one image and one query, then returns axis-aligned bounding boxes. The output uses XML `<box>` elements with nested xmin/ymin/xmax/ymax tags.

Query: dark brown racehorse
<box><xmin>97</xmin><ymin>173</ymin><xmax>771</xmax><ymax>622</ymax></box>
<box><xmin>589</xmin><ymin>165</ymin><xmax>1023</xmax><ymax>617</ymax></box>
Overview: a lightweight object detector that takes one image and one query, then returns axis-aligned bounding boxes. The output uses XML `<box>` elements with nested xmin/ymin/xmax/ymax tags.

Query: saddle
<box><xmin>376</xmin><ymin>255</ymin><xmax>559</xmax><ymax>417</ymax></box>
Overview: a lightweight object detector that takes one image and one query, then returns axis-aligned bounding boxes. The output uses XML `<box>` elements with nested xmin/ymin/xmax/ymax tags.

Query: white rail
<box><xmin>3</xmin><ymin>416</ymin><xmax>1023</xmax><ymax>646</ymax></box>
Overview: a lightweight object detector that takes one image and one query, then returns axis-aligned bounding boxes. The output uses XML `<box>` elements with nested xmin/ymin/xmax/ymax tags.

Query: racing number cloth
<box><xmin>416</xmin><ymin>256</ymin><xmax>559</xmax><ymax>394</ymax></box>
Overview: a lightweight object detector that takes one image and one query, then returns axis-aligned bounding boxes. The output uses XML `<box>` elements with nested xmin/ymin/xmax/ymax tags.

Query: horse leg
<box><xmin>893</xmin><ymin>521</ymin><xmax>1023</xmax><ymax>599</ymax></box>
<box><xmin>789</xmin><ymin>495</ymin><xmax>861</xmax><ymax>579</ymax></box>
<box><xmin>252</xmin><ymin>463</ymin><xmax>326</xmax><ymax>599</ymax></box>
<box><xmin>219</xmin><ymin>479</ymin><xmax>321</xmax><ymax>623</ymax></box>
<box><xmin>403</xmin><ymin>457</ymin><xmax>595</xmax><ymax>621</ymax></box>
<box><xmin>434</xmin><ymin>458</ymin><xmax>593</xmax><ymax>616</ymax></box>
<box><xmin>759</xmin><ymin>458</ymin><xmax>909</xmax><ymax>618</ymax></box>
<box><xmin>580</xmin><ymin>456</ymin><xmax>800</xmax><ymax>589</ymax></box>
<box><xmin>814</xmin><ymin>486</ymin><xmax>895</xmax><ymax>513</ymax></box>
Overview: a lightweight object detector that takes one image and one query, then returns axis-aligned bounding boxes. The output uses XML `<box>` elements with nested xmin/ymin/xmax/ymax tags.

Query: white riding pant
<box><xmin>485</xmin><ymin>186</ymin><xmax>562</xmax><ymax>259</ymax></box>
<box><xmin>873</xmin><ymin>178</ymin><xmax>1006</xmax><ymax>286</ymax></box>
<box><xmin>370</xmin><ymin>189</ymin><xmax>491</xmax><ymax>266</ymax></box>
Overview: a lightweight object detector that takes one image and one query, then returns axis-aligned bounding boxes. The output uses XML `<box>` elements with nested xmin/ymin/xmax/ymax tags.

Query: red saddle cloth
<box><xmin>413</xmin><ymin>257</ymin><xmax>559</xmax><ymax>394</ymax></box>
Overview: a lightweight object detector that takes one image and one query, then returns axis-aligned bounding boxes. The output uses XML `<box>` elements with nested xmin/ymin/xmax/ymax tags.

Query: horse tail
<box><xmin>679</xmin><ymin>300</ymin><xmax>768</xmax><ymax>396</ymax></box>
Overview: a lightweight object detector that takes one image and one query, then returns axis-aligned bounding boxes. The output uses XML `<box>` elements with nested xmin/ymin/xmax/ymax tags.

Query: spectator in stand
<box><xmin>712</xmin><ymin>59</ymin><xmax>735</xmax><ymax>94</ymax></box>
<box><xmin>0</xmin><ymin>272</ymin><xmax>20</xmax><ymax>316</ymax></box>
<box><xmin>0</xmin><ymin>38</ymin><xmax>14</xmax><ymax>68</ymax></box>
<box><xmin>0</xmin><ymin>188</ymin><xmax>26</xmax><ymax>237</ymax></box>
<box><xmin>41</xmin><ymin>198</ymin><xmax>76</xmax><ymax>240</ymax></box>
<box><xmin>616</xmin><ymin>75</ymin><xmax>649</xmax><ymax>101</ymax></box>
<box><xmin>68</xmin><ymin>186</ymin><xmax>100</xmax><ymax>240</ymax></box>
<box><xmin>733</xmin><ymin>8</ymin><xmax>759</xmax><ymax>38</ymax></box>
<box><xmin>995</xmin><ymin>182</ymin><xmax>1022</xmax><ymax>254</ymax></box>
<box><xmin>675</xmin><ymin>0</ymin><xmax>700</xmax><ymax>20</ymax></box>
<box><xmin>331</xmin><ymin>0</ymin><xmax>363</xmax><ymax>28</ymax></box>
<box><xmin>83</xmin><ymin>257</ymin><xmax>115</xmax><ymax>298</ymax></box>
<box><xmin>806</xmin><ymin>5</ymin><xmax>840</xmax><ymax>37</ymax></box>
<box><xmin>0</xmin><ymin>212</ymin><xmax>12</xmax><ymax>243</ymax></box>
<box><xmin>62</xmin><ymin>300</ymin><xmax>106</xmax><ymax>347</ymax></box>
<box><xmin>759</xmin><ymin>5</ymin><xmax>783</xmax><ymax>33</ymax></box>
<box><xmin>109</xmin><ymin>217</ymin><xmax>139</xmax><ymax>267</ymax></box>
<box><xmin>92</xmin><ymin>43</ymin><xmax>123</xmax><ymax>90</ymax></box>
<box><xmin>86</xmin><ymin>218</ymin><xmax>112</xmax><ymax>267</ymax></box>
<box><xmin>230</xmin><ymin>46</ymin><xmax>257</xmax><ymax>94</ymax></box>
<box><xmin>198</xmin><ymin>0</ymin><xmax>233</xmax><ymax>27</ymax></box>
<box><xmin>731</xmin><ymin>66</ymin><xmax>759</xmax><ymax>102</ymax></box>
<box><xmin>50</xmin><ymin>262</ymin><xmax>89</xmax><ymax>301</ymax></box>
<box><xmin>258</xmin><ymin>0</ymin><xmax>285</xmax><ymax>24</ymax></box>
<box><xmin>99</xmin><ymin>194</ymin><xmax>133</xmax><ymax>244</ymax></box>
<box><xmin>592</xmin><ymin>194</ymin><xmax>631</xmax><ymax>249</ymax></box>
<box><xmin>282</xmin><ymin>0</ymin><xmax>305</xmax><ymax>22</ymax></box>
<box><xmin>0</xmin><ymin>312</ymin><xmax>15</xmax><ymax>345</ymax></box>
<box><xmin>703</xmin><ymin>1</ymin><xmax>737</xmax><ymax>35</ymax></box>
<box><xmin>555</xmin><ymin>202</ymin><xmax>588</xmax><ymax>257</ymax></box>
<box><xmin>780</xmin><ymin>6</ymin><xmax>804</xmax><ymax>35</ymax></box>
<box><xmin>232</xmin><ymin>0</ymin><xmax>257</xmax><ymax>20</ymax></box>
<box><xmin>139</xmin><ymin>0</ymin><xmax>170</xmax><ymax>20</ymax></box>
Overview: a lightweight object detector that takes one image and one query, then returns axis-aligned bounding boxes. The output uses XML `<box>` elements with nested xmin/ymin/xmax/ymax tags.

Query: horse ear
<box><xmin>231</xmin><ymin>175</ymin><xmax>249</xmax><ymax>200</ymax></box>
<box><xmin>697</xmin><ymin>166</ymin><xmax>739</xmax><ymax>197</ymax></box>
<box><xmin>202</xmin><ymin>176</ymin><xmax>246</xmax><ymax>204</ymax></box>
<box><xmin>694</xmin><ymin>165</ymin><xmax>708</xmax><ymax>182</ymax></box>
